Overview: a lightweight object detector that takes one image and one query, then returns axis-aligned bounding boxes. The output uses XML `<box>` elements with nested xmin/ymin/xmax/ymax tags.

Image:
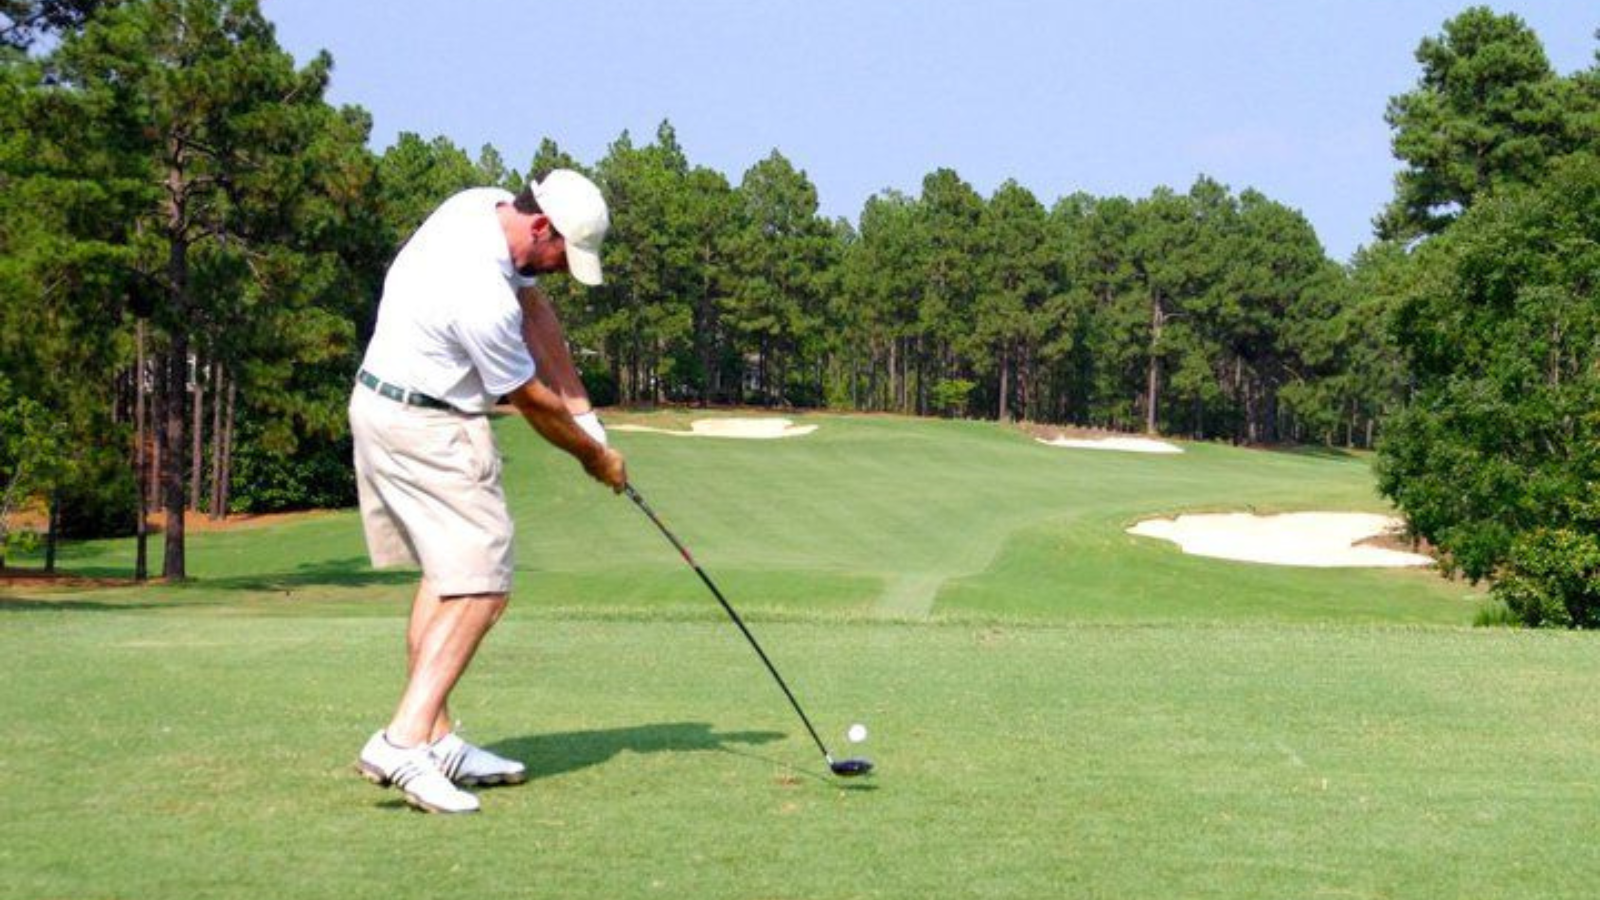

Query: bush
<box><xmin>1472</xmin><ymin>598</ymin><xmax>1520</xmax><ymax>628</ymax></box>
<box><xmin>781</xmin><ymin>377</ymin><xmax>824</xmax><ymax>409</ymax></box>
<box><xmin>931</xmin><ymin>379</ymin><xmax>975</xmax><ymax>418</ymax></box>
<box><xmin>229</xmin><ymin>434</ymin><xmax>355</xmax><ymax>514</ymax></box>
<box><xmin>3</xmin><ymin>527</ymin><xmax>42</xmax><ymax>560</ymax></box>
<box><xmin>55</xmin><ymin>451</ymin><xmax>139</xmax><ymax>539</ymax></box>
<box><xmin>579</xmin><ymin>363</ymin><xmax>619</xmax><ymax>408</ymax></box>
<box><xmin>1493</xmin><ymin>528</ymin><xmax>1600</xmax><ymax>628</ymax></box>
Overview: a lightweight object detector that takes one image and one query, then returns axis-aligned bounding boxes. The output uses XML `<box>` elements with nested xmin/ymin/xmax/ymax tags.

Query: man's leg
<box><xmin>401</xmin><ymin>579</ymin><xmax>527</xmax><ymax>787</ymax></box>
<box><xmin>406</xmin><ymin>579</ymin><xmax>487</xmax><ymax>742</ymax></box>
<box><xmin>387</xmin><ymin>586</ymin><xmax>508</xmax><ymax>747</ymax></box>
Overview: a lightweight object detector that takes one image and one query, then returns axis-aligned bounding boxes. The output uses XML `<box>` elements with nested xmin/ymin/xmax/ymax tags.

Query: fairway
<box><xmin>7</xmin><ymin>412</ymin><xmax>1596</xmax><ymax>899</ymax></box>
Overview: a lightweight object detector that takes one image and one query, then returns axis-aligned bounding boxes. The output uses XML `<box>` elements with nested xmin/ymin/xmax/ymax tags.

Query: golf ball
<box><xmin>847</xmin><ymin>723</ymin><xmax>868</xmax><ymax>743</ymax></box>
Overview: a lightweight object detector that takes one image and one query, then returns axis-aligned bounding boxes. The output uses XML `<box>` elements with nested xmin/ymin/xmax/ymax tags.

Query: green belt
<box><xmin>356</xmin><ymin>369</ymin><xmax>454</xmax><ymax>412</ymax></box>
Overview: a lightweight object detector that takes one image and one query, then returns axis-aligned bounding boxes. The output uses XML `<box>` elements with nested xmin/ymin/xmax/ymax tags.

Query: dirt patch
<box><xmin>8</xmin><ymin>507</ymin><xmax>340</xmax><ymax>536</ymax></box>
<box><xmin>0</xmin><ymin>567</ymin><xmax>145</xmax><ymax>590</ymax></box>
<box><xmin>143</xmin><ymin>508</ymin><xmax>342</xmax><ymax>533</ymax></box>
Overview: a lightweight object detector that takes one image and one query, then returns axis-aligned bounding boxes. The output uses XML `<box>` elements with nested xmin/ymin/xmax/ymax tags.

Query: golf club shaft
<box><xmin>623</xmin><ymin>483</ymin><xmax>834</xmax><ymax>762</ymax></box>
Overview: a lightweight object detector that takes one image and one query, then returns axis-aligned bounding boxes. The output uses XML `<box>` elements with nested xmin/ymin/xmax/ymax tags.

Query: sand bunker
<box><xmin>1127</xmin><ymin>512</ymin><xmax>1433</xmax><ymax>568</ymax></box>
<box><xmin>1037</xmin><ymin>436</ymin><xmax>1183</xmax><ymax>454</ymax></box>
<box><xmin>610</xmin><ymin>417</ymin><xmax>818</xmax><ymax>440</ymax></box>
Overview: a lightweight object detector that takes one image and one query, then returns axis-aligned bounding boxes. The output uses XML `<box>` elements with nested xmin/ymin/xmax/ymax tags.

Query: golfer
<box><xmin>348</xmin><ymin>169</ymin><xmax>626</xmax><ymax>813</ymax></box>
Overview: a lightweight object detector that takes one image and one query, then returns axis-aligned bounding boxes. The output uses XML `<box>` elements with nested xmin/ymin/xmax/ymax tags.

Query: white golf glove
<box><xmin>574</xmin><ymin>410</ymin><xmax>607</xmax><ymax>446</ymax></box>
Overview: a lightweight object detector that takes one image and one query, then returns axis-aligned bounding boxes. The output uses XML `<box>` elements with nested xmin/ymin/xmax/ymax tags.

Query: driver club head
<box><xmin>829</xmin><ymin>757</ymin><xmax>875</xmax><ymax>777</ymax></box>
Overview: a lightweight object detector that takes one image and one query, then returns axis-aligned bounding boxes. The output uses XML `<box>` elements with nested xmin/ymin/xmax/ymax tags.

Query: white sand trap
<box><xmin>1127</xmin><ymin>512</ymin><xmax>1433</xmax><ymax>568</ymax></box>
<box><xmin>1037</xmin><ymin>436</ymin><xmax>1183</xmax><ymax>454</ymax></box>
<box><xmin>610</xmin><ymin>417</ymin><xmax>818</xmax><ymax>439</ymax></box>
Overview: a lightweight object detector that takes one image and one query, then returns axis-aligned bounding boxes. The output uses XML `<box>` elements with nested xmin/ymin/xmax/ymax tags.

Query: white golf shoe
<box><xmin>429</xmin><ymin>731</ymin><xmax>528</xmax><ymax>787</ymax></box>
<box><xmin>357</xmin><ymin>731</ymin><xmax>480</xmax><ymax>814</ymax></box>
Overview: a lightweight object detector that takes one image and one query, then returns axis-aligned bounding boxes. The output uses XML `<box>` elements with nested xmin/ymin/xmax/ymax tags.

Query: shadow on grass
<box><xmin>1</xmin><ymin>558</ymin><xmax>416</xmax><ymax>606</ymax></box>
<box><xmin>1277</xmin><ymin>444</ymin><xmax>1362</xmax><ymax>460</ymax></box>
<box><xmin>183</xmin><ymin>558</ymin><xmax>419</xmax><ymax>592</ymax></box>
<box><xmin>490</xmin><ymin>721</ymin><xmax>787</xmax><ymax>781</ymax></box>
<box><xmin>0</xmin><ymin>596</ymin><xmax>169</xmax><ymax>613</ymax></box>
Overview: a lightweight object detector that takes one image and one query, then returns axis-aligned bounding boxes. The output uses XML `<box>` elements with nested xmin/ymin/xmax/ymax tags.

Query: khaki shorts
<box><xmin>349</xmin><ymin>387</ymin><xmax>513</xmax><ymax>596</ymax></box>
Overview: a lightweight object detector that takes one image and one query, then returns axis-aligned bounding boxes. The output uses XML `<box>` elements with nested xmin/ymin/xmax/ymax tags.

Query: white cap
<box><xmin>532</xmin><ymin>169</ymin><xmax>608</xmax><ymax>286</ymax></box>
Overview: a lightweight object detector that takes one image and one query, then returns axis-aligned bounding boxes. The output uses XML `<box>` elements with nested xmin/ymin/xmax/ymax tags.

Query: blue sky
<box><xmin>263</xmin><ymin>1</ymin><xmax>1596</xmax><ymax>262</ymax></box>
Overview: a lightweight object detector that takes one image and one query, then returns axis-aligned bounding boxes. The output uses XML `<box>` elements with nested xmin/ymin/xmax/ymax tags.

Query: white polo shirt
<box><xmin>360</xmin><ymin>188</ymin><xmax>537</xmax><ymax>413</ymax></box>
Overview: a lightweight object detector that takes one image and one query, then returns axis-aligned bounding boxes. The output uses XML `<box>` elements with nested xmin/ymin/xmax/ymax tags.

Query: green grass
<box><xmin>11</xmin><ymin>411</ymin><xmax>1595</xmax><ymax>900</ymax></box>
<box><xmin>21</xmin><ymin>412</ymin><xmax>1474</xmax><ymax>624</ymax></box>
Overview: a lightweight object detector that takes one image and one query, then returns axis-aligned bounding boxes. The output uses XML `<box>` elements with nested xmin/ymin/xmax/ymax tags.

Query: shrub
<box><xmin>1472</xmin><ymin>598</ymin><xmax>1520</xmax><ymax>628</ymax></box>
<box><xmin>931</xmin><ymin>379</ymin><xmax>975</xmax><ymax>418</ymax></box>
<box><xmin>579</xmin><ymin>363</ymin><xmax>619</xmax><ymax>408</ymax></box>
<box><xmin>55</xmin><ymin>450</ymin><xmax>138</xmax><ymax>539</ymax></box>
<box><xmin>1492</xmin><ymin>528</ymin><xmax>1600</xmax><ymax>628</ymax></box>
<box><xmin>229</xmin><ymin>434</ymin><xmax>355</xmax><ymax>514</ymax></box>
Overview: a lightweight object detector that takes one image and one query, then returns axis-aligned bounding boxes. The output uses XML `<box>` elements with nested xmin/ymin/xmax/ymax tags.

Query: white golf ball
<box><xmin>847</xmin><ymin>723</ymin><xmax>868</xmax><ymax>743</ymax></box>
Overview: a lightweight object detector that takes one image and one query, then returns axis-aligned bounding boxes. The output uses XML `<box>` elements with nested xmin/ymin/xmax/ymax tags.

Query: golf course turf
<box><xmin>5</xmin><ymin>411</ymin><xmax>1596</xmax><ymax>899</ymax></box>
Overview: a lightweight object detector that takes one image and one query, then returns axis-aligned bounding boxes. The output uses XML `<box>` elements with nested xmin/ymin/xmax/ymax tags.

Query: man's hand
<box><xmin>582</xmin><ymin>445</ymin><xmax>627</xmax><ymax>493</ymax></box>
<box><xmin>507</xmin><ymin>379</ymin><xmax>626</xmax><ymax>491</ymax></box>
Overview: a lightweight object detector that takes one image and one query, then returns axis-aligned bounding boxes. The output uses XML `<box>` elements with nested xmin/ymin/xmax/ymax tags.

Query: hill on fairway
<box><xmin>13</xmin><ymin>410</ymin><xmax>1474</xmax><ymax>624</ymax></box>
<box><xmin>11</xmin><ymin>413</ymin><xmax>1590</xmax><ymax>900</ymax></box>
<box><xmin>506</xmin><ymin>410</ymin><xmax>1474</xmax><ymax>626</ymax></box>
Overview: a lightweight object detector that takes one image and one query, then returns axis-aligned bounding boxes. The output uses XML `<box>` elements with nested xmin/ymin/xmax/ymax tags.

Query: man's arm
<box><xmin>505</xmin><ymin>376</ymin><xmax>626</xmax><ymax>491</ymax></box>
<box><xmin>518</xmin><ymin>285</ymin><xmax>592</xmax><ymax>415</ymax></box>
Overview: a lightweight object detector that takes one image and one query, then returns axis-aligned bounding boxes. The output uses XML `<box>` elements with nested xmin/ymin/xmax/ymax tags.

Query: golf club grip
<box><xmin>624</xmin><ymin>484</ymin><xmax>833</xmax><ymax>760</ymax></box>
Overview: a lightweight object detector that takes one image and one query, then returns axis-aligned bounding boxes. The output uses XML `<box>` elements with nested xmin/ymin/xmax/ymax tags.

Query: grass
<box><xmin>21</xmin><ymin>412</ymin><xmax>1474</xmax><ymax>624</ymax></box>
<box><xmin>8</xmin><ymin>411</ymin><xmax>1593</xmax><ymax>900</ymax></box>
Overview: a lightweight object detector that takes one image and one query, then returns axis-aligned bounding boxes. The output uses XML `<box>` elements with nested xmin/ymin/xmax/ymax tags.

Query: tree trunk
<box><xmin>997</xmin><ymin>343</ymin><xmax>1010</xmax><ymax>422</ymax></box>
<box><xmin>190</xmin><ymin>353</ymin><xmax>203</xmax><ymax>510</ymax></box>
<box><xmin>1145</xmin><ymin>294</ymin><xmax>1163</xmax><ymax>435</ymax></box>
<box><xmin>698</xmin><ymin>291</ymin><xmax>714</xmax><ymax>408</ymax></box>
<box><xmin>209</xmin><ymin>361</ymin><xmax>225</xmax><ymax>518</ymax></box>
<box><xmin>1241</xmin><ymin>372</ymin><xmax>1254</xmax><ymax>444</ymax></box>
<box><xmin>44</xmin><ymin>491</ymin><xmax>58</xmax><ymax>573</ymax></box>
<box><xmin>220</xmin><ymin>377</ymin><xmax>236</xmax><ymax>518</ymax></box>
<box><xmin>1232</xmin><ymin>358</ymin><xmax>1245</xmax><ymax>444</ymax></box>
<box><xmin>160</xmin><ymin>333</ymin><xmax>188</xmax><ymax>580</ymax></box>
<box><xmin>758</xmin><ymin>337</ymin><xmax>770</xmax><ymax>403</ymax></box>
<box><xmin>888</xmin><ymin>339</ymin><xmax>899</xmax><ymax>413</ymax></box>
<box><xmin>160</xmin><ymin>188</ymin><xmax>190</xmax><ymax>579</ymax></box>
<box><xmin>629</xmin><ymin>309</ymin><xmax>643</xmax><ymax>404</ymax></box>
<box><xmin>149</xmin><ymin>356</ymin><xmax>162</xmax><ymax>531</ymax></box>
<box><xmin>134</xmin><ymin>319</ymin><xmax>148</xmax><ymax>581</ymax></box>
<box><xmin>915</xmin><ymin>335</ymin><xmax>927</xmax><ymax>416</ymax></box>
<box><xmin>870</xmin><ymin>340</ymin><xmax>882</xmax><ymax>411</ymax></box>
<box><xmin>1019</xmin><ymin>342</ymin><xmax>1035</xmax><ymax>422</ymax></box>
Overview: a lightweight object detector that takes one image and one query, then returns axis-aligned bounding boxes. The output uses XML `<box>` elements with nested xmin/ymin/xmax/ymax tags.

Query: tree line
<box><xmin>1369</xmin><ymin>8</ymin><xmax>1599</xmax><ymax>626</ymax></box>
<box><xmin>1</xmin><ymin>0</ymin><xmax>1597</xmax><ymax>624</ymax></box>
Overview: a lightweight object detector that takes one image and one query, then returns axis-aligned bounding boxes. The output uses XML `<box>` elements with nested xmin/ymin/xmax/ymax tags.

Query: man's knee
<box><xmin>439</xmin><ymin>591</ymin><xmax>509</xmax><ymax>623</ymax></box>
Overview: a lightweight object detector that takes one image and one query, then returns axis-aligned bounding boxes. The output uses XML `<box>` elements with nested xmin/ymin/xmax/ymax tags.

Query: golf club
<box><xmin>623</xmin><ymin>482</ymin><xmax>874</xmax><ymax>778</ymax></box>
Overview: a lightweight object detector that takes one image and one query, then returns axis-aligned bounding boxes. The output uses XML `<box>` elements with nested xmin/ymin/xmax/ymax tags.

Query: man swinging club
<box><xmin>348</xmin><ymin>169</ymin><xmax>626</xmax><ymax>813</ymax></box>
